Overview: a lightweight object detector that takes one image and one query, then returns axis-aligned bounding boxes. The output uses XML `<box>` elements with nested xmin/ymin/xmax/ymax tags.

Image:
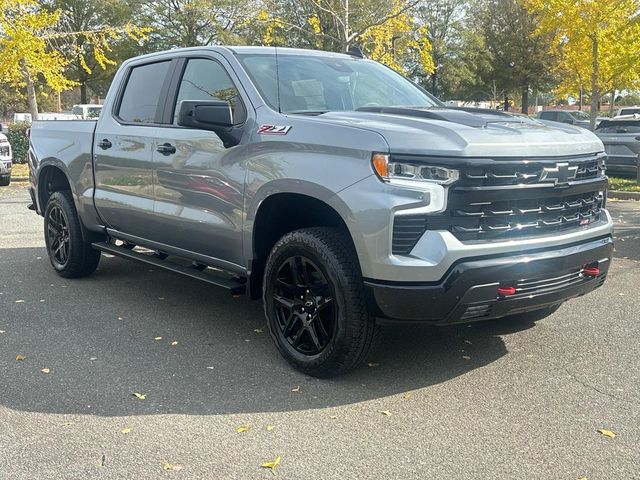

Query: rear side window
<box><xmin>118</xmin><ymin>61</ymin><xmax>171</xmax><ymax>124</ymax></box>
<box><xmin>173</xmin><ymin>58</ymin><xmax>246</xmax><ymax>124</ymax></box>
<box><xmin>540</xmin><ymin>111</ymin><xmax>556</xmax><ymax>121</ymax></box>
<box><xmin>596</xmin><ymin>121</ymin><xmax>640</xmax><ymax>133</ymax></box>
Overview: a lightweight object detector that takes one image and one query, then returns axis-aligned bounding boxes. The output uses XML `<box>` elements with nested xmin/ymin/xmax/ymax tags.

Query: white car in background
<box><xmin>0</xmin><ymin>130</ymin><xmax>13</xmax><ymax>186</ymax></box>
<box><xmin>72</xmin><ymin>104</ymin><xmax>103</xmax><ymax>119</ymax></box>
<box><xmin>615</xmin><ymin>106</ymin><xmax>640</xmax><ymax>117</ymax></box>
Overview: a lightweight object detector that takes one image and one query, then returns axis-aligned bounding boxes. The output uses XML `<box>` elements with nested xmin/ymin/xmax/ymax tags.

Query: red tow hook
<box><xmin>582</xmin><ymin>266</ymin><xmax>600</xmax><ymax>277</ymax></box>
<box><xmin>497</xmin><ymin>286</ymin><xmax>517</xmax><ymax>296</ymax></box>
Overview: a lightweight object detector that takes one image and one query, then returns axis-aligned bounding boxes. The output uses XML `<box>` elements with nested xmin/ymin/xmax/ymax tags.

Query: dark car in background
<box><xmin>537</xmin><ymin>109</ymin><xmax>592</xmax><ymax>129</ymax></box>
<box><xmin>595</xmin><ymin>117</ymin><xmax>640</xmax><ymax>176</ymax></box>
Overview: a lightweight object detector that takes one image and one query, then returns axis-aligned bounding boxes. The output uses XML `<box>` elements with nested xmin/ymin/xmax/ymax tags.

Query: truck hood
<box><xmin>313</xmin><ymin>108</ymin><xmax>603</xmax><ymax>158</ymax></box>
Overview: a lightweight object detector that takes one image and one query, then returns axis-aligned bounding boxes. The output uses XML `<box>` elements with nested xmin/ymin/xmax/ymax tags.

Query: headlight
<box><xmin>372</xmin><ymin>153</ymin><xmax>459</xmax><ymax>186</ymax></box>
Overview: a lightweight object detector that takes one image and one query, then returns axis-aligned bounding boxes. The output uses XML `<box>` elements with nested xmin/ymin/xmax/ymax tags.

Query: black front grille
<box><xmin>392</xmin><ymin>215</ymin><xmax>428</xmax><ymax>255</ymax></box>
<box><xmin>391</xmin><ymin>153</ymin><xmax>607</xmax><ymax>245</ymax></box>
<box><xmin>448</xmin><ymin>190</ymin><xmax>604</xmax><ymax>241</ymax></box>
<box><xmin>459</xmin><ymin>156</ymin><xmax>602</xmax><ymax>186</ymax></box>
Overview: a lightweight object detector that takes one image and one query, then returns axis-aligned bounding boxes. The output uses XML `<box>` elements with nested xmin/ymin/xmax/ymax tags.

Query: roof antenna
<box><xmin>274</xmin><ymin>44</ymin><xmax>282</xmax><ymax>114</ymax></box>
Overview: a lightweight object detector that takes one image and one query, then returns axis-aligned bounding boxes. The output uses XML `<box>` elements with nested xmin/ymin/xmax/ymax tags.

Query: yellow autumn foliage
<box><xmin>0</xmin><ymin>0</ymin><xmax>150</xmax><ymax>115</ymax></box>
<box><xmin>524</xmin><ymin>0</ymin><xmax>640</xmax><ymax>97</ymax></box>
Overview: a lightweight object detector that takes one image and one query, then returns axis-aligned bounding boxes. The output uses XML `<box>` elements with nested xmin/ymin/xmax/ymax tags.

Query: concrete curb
<box><xmin>608</xmin><ymin>190</ymin><xmax>640</xmax><ymax>201</ymax></box>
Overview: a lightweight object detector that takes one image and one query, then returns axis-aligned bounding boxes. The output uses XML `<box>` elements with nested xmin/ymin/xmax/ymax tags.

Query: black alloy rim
<box><xmin>47</xmin><ymin>205</ymin><xmax>70</xmax><ymax>267</ymax></box>
<box><xmin>272</xmin><ymin>255</ymin><xmax>336</xmax><ymax>356</ymax></box>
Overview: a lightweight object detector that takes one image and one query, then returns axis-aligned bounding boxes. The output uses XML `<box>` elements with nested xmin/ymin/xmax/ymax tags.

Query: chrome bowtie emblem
<box><xmin>540</xmin><ymin>162</ymin><xmax>578</xmax><ymax>184</ymax></box>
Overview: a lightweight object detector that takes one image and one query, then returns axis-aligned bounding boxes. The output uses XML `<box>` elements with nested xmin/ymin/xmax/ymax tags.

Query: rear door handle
<box><xmin>97</xmin><ymin>139</ymin><xmax>112</xmax><ymax>150</ymax></box>
<box><xmin>156</xmin><ymin>143</ymin><xmax>176</xmax><ymax>155</ymax></box>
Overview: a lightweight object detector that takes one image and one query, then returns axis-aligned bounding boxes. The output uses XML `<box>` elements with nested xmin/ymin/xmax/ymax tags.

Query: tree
<box><xmin>0</xmin><ymin>0</ymin><xmax>148</xmax><ymax>119</ymax></box>
<box><xmin>525</xmin><ymin>0</ymin><xmax>640</xmax><ymax>127</ymax></box>
<box><xmin>254</xmin><ymin>0</ymin><xmax>420</xmax><ymax>53</ymax></box>
<box><xmin>46</xmin><ymin>0</ymin><xmax>146</xmax><ymax>103</ymax></box>
<box><xmin>477</xmin><ymin>0</ymin><xmax>556</xmax><ymax>113</ymax></box>
<box><xmin>415</xmin><ymin>0</ymin><xmax>465</xmax><ymax>97</ymax></box>
<box><xmin>246</xmin><ymin>0</ymin><xmax>434</xmax><ymax>80</ymax></box>
<box><xmin>138</xmin><ymin>0</ymin><xmax>250</xmax><ymax>50</ymax></box>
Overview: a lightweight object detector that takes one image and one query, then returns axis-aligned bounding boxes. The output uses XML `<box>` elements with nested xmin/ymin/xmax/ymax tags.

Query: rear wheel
<box><xmin>263</xmin><ymin>227</ymin><xmax>378</xmax><ymax>377</ymax></box>
<box><xmin>44</xmin><ymin>191</ymin><xmax>100</xmax><ymax>278</ymax></box>
<box><xmin>0</xmin><ymin>175</ymin><xmax>10</xmax><ymax>186</ymax></box>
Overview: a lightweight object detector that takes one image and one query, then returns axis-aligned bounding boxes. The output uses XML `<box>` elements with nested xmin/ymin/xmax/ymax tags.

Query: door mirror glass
<box><xmin>177</xmin><ymin>100</ymin><xmax>233</xmax><ymax>131</ymax></box>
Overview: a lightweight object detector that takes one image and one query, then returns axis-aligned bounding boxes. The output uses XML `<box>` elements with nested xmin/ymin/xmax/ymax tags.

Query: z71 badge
<box><xmin>257</xmin><ymin>125</ymin><xmax>292</xmax><ymax>135</ymax></box>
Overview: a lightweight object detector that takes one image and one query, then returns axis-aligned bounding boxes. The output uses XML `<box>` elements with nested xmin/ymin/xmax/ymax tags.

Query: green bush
<box><xmin>7</xmin><ymin>122</ymin><xmax>30</xmax><ymax>164</ymax></box>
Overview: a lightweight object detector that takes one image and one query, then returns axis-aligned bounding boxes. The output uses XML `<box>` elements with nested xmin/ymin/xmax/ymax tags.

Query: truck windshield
<box><xmin>237</xmin><ymin>53</ymin><xmax>442</xmax><ymax>114</ymax></box>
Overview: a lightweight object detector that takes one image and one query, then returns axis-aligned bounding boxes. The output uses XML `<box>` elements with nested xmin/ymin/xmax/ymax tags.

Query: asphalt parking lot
<box><xmin>1</xmin><ymin>185</ymin><xmax>639</xmax><ymax>479</ymax></box>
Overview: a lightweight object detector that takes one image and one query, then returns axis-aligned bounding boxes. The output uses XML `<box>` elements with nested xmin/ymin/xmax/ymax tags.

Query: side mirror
<box><xmin>177</xmin><ymin>100</ymin><xmax>233</xmax><ymax>131</ymax></box>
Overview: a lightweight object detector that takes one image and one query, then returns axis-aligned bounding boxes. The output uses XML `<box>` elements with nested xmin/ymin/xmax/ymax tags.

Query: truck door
<box><xmin>93</xmin><ymin>59</ymin><xmax>172</xmax><ymax>238</ymax></box>
<box><xmin>151</xmin><ymin>55</ymin><xmax>251</xmax><ymax>268</ymax></box>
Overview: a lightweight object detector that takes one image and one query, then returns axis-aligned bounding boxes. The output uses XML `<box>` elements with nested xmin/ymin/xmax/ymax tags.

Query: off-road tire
<box><xmin>263</xmin><ymin>227</ymin><xmax>379</xmax><ymax>377</ymax></box>
<box><xmin>44</xmin><ymin>190</ymin><xmax>101</xmax><ymax>278</ymax></box>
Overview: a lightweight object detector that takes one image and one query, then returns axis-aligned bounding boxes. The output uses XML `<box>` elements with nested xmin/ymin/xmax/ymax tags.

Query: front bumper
<box><xmin>365</xmin><ymin>235</ymin><xmax>613</xmax><ymax>324</ymax></box>
<box><xmin>0</xmin><ymin>160</ymin><xmax>11</xmax><ymax>175</ymax></box>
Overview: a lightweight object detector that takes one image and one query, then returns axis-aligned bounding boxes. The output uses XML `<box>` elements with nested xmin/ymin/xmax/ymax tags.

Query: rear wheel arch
<box><xmin>37</xmin><ymin>164</ymin><xmax>74</xmax><ymax>213</ymax></box>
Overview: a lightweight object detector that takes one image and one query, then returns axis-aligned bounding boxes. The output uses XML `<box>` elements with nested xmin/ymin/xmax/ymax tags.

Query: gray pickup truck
<box><xmin>28</xmin><ymin>46</ymin><xmax>613</xmax><ymax>377</ymax></box>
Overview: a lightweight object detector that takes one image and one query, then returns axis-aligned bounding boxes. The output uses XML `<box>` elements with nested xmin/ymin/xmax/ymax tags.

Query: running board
<box><xmin>92</xmin><ymin>241</ymin><xmax>246</xmax><ymax>295</ymax></box>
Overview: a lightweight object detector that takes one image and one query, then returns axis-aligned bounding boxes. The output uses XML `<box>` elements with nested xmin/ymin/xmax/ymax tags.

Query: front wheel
<box><xmin>263</xmin><ymin>227</ymin><xmax>378</xmax><ymax>377</ymax></box>
<box><xmin>44</xmin><ymin>191</ymin><xmax>101</xmax><ymax>278</ymax></box>
<box><xmin>0</xmin><ymin>175</ymin><xmax>10</xmax><ymax>186</ymax></box>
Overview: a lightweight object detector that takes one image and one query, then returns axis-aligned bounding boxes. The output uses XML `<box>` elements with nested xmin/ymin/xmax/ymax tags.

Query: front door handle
<box><xmin>156</xmin><ymin>143</ymin><xmax>176</xmax><ymax>155</ymax></box>
<box><xmin>97</xmin><ymin>139</ymin><xmax>112</xmax><ymax>150</ymax></box>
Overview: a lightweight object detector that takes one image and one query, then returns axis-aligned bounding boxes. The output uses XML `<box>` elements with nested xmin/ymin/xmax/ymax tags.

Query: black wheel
<box><xmin>0</xmin><ymin>175</ymin><xmax>10</xmax><ymax>186</ymax></box>
<box><xmin>44</xmin><ymin>191</ymin><xmax>100</xmax><ymax>278</ymax></box>
<box><xmin>263</xmin><ymin>227</ymin><xmax>378</xmax><ymax>377</ymax></box>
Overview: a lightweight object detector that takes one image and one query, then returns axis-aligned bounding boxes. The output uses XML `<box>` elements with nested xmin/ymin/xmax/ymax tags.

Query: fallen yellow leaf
<box><xmin>597</xmin><ymin>429</ymin><xmax>616</xmax><ymax>438</ymax></box>
<box><xmin>261</xmin><ymin>456</ymin><xmax>282</xmax><ymax>471</ymax></box>
<box><xmin>236</xmin><ymin>425</ymin><xmax>250</xmax><ymax>433</ymax></box>
<box><xmin>379</xmin><ymin>410</ymin><xmax>392</xmax><ymax>416</ymax></box>
<box><xmin>132</xmin><ymin>392</ymin><xmax>146</xmax><ymax>400</ymax></box>
<box><xmin>15</xmin><ymin>355</ymin><xmax>26</xmax><ymax>361</ymax></box>
<box><xmin>367</xmin><ymin>362</ymin><xmax>380</xmax><ymax>368</ymax></box>
<box><xmin>41</xmin><ymin>368</ymin><xmax>51</xmax><ymax>374</ymax></box>
<box><xmin>402</xmin><ymin>392</ymin><xmax>413</xmax><ymax>400</ymax></box>
<box><xmin>170</xmin><ymin>341</ymin><xmax>178</xmax><ymax>346</ymax></box>
<box><xmin>117</xmin><ymin>316</ymin><xmax>123</xmax><ymax>320</ymax></box>
<box><xmin>254</xmin><ymin>328</ymin><xmax>264</xmax><ymax>333</ymax></box>
<box><xmin>154</xmin><ymin>336</ymin><xmax>162</xmax><ymax>341</ymax></box>
<box><xmin>121</xmin><ymin>427</ymin><xmax>131</xmax><ymax>434</ymax></box>
<box><xmin>15</xmin><ymin>300</ymin><xmax>25</xmax><ymax>303</ymax></box>
<box><xmin>291</xmin><ymin>386</ymin><xmax>300</xmax><ymax>392</ymax></box>
<box><xmin>162</xmin><ymin>462</ymin><xmax>183</xmax><ymax>471</ymax></box>
<box><xmin>329</xmin><ymin>415</ymin><xmax>337</xmax><ymax>420</ymax></box>
<box><xmin>266</xmin><ymin>425</ymin><xmax>275</xmax><ymax>431</ymax></box>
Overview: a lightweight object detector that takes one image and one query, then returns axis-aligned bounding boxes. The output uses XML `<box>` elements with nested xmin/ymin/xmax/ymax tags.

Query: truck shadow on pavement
<box><xmin>1</xmin><ymin>248</ymin><xmax>539</xmax><ymax>417</ymax></box>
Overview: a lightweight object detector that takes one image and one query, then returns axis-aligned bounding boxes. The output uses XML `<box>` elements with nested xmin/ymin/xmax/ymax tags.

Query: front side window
<box><xmin>237</xmin><ymin>53</ymin><xmax>442</xmax><ymax>114</ymax></box>
<box><xmin>118</xmin><ymin>61</ymin><xmax>171</xmax><ymax>124</ymax></box>
<box><xmin>173</xmin><ymin>58</ymin><xmax>245</xmax><ymax>124</ymax></box>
